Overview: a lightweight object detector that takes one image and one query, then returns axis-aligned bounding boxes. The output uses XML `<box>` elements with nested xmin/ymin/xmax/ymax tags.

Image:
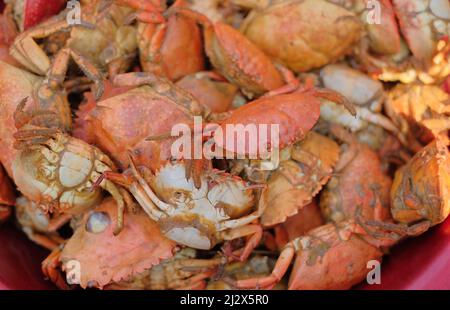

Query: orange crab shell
<box><xmin>391</xmin><ymin>138</ymin><xmax>450</xmax><ymax>226</ymax></box>
<box><xmin>260</xmin><ymin>132</ymin><xmax>340</xmax><ymax>227</ymax></box>
<box><xmin>139</xmin><ymin>1</ymin><xmax>205</xmax><ymax>80</ymax></box>
<box><xmin>320</xmin><ymin>143</ymin><xmax>392</xmax><ymax>223</ymax></box>
<box><xmin>73</xmin><ymin>84</ymin><xmax>195</xmax><ymax>172</ymax></box>
<box><xmin>214</xmin><ymin>92</ymin><xmax>322</xmax><ymax>158</ymax></box>
<box><xmin>0</xmin><ymin>61</ymin><xmax>41</xmax><ymax>177</ymax></box>
<box><xmin>204</xmin><ymin>20</ymin><xmax>284</xmax><ymax>97</ymax></box>
<box><xmin>240</xmin><ymin>0</ymin><xmax>363</xmax><ymax>72</ymax></box>
<box><xmin>282</xmin><ymin>201</ymin><xmax>324</xmax><ymax>242</ymax></box>
<box><xmin>288</xmin><ymin>222</ymin><xmax>383</xmax><ymax>290</ymax></box>
<box><xmin>73</xmin><ymin>80</ymin><xmax>132</xmax><ymax>144</ymax></box>
<box><xmin>60</xmin><ymin>197</ymin><xmax>176</xmax><ymax>289</ymax></box>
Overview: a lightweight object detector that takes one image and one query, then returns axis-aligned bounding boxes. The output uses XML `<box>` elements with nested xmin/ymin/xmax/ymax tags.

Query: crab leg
<box><xmin>42</xmin><ymin>246</ymin><xmax>69</xmax><ymax>290</ymax></box>
<box><xmin>139</xmin><ymin>22</ymin><xmax>167</xmax><ymax>74</ymax></box>
<box><xmin>55</xmin><ymin>48</ymin><xmax>104</xmax><ymax>100</ymax></box>
<box><xmin>178</xmin><ymin>281</ymin><xmax>207</xmax><ymax>290</ymax></box>
<box><xmin>220</xmin><ymin>224</ymin><xmax>263</xmax><ymax>262</ymax></box>
<box><xmin>96</xmin><ymin>170</ymin><xmax>167</xmax><ymax>221</ymax></box>
<box><xmin>308</xmin><ymin>87</ymin><xmax>356</xmax><ymax>116</ymax></box>
<box><xmin>356</xmin><ymin>107</ymin><xmax>398</xmax><ymax>132</ymax></box>
<box><xmin>128</xmin><ymin>155</ymin><xmax>174</xmax><ymax>214</ymax></box>
<box><xmin>218</xmin><ymin>190</ymin><xmax>267</xmax><ymax>231</ymax></box>
<box><xmin>217</xmin><ymin>212</ymin><xmax>261</xmax><ymax>231</ymax></box>
<box><xmin>10</xmin><ymin>14</ymin><xmax>70</xmax><ymax>75</ymax></box>
<box><xmin>172</xmin><ymin>271</ymin><xmax>216</xmax><ymax>290</ymax></box>
<box><xmin>174</xmin><ymin>257</ymin><xmax>225</xmax><ymax>270</ymax></box>
<box><xmin>230</xmin><ymin>243</ymin><xmax>296</xmax><ymax>289</ymax></box>
<box><xmin>92</xmin><ymin>159</ymin><xmax>126</xmax><ymax>235</ymax></box>
<box><xmin>261</xmin><ymin>64</ymin><xmax>300</xmax><ymax>98</ymax></box>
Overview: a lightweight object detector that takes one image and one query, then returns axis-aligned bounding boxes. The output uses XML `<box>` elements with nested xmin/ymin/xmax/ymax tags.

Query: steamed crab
<box><xmin>73</xmin><ymin>72</ymin><xmax>207</xmax><ymax>174</ymax></box>
<box><xmin>243</xmin><ymin>131</ymin><xmax>340</xmax><ymax>227</ymax></box>
<box><xmin>171</xmin><ymin>7</ymin><xmax>300</xmax><ymax>98</ymax></box>
<box><xmin>263</xmin><ymin>201</ymin><xmax>324</xmax><ymax>252</ymax></box>
<box><xmin>12</xmin><ymin>118</ymin><xmax>129</xmax><ymax>234</ymax></box>
<box><xmin>10</xmin><ymin>0</ymin><xmax>138</xmax><ymax>77</ymax></box>
<box><xmin>228</xmin><ymin>219</ymin><xmax>395</xmax><ymax>290</ymax></box>
<box><xmin>103</xmin><ymin>160</ymin><xmax>262</xmax><ymax>261</ymax></box>
<box><xmin>42</xmin><ymin>197</ymin><xmax>178</xmax><ymax>289</ymax></box>
<box><xmin>0</xmin><ymin>61</ymin><xmax>125</xmax><ymax>231</ymax></box>
<box><xmin>232</xmin><ymin>0</ymin><xmax>364</xmax><ymax>72</ymax></box>
<box><xmin>384</xmin><ymin>138</ymin><xmax>450</xmax><ymax>234</ymax></box>
<box><xmin>232</xmin><ymin>0</ymin><xmax>401</xmax><ymax>56</ymax></box>
<box><xmin>0</xmin><ymin>61</ymin><xmax>41</xmax><ymax>178</ymax></box>
<box><xmin>75</xmin><ymin>72</ymin><xmax>261</xmax><ymax>259</ymax></box>
<box><xmin>124</xmin><ymin>0</ymin><xmax>205</xmax><ymax>81</ymax></box>
<box><xmin>320</xmin><ymin>126</ymin><xmax>392</xmax><ymax>223</ymax></box>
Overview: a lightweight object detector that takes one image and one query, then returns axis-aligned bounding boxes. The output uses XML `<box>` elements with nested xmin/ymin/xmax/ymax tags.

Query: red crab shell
<box><xmin>0</xmin><ymin>61</ymin><xmax>42</xmax><ymax>177</ymax></box>
<box><xmin>73</xmin><ymin>80</ymin><xmax>132</xmax><ymax>144</ymax></box>
<box><xmin>288</xmin><ymin>221</ymin><xmax>383</xmax><ymax>290</ymax></box>
<box><xmin>265</xmin><ymin>201</ymin><xmax>325</xmax><ymax>251</ymax></box>
<box><xmin>139</xmin><ymin>0</ymin><xmax>205</xmax><ymax>80</ymax></box>
<box><xmin>202</xmin><ymin>17</ymin><xmax>285</xmax><ymax>97</ymax></box>
<box><xmin>320</xmin><ymin>143</ymin><xmax>392</xmax><ymax>223</ymax></box>
<box><xmin>214</xmin><ymin>92</ymin><xmax>321</xmax><ymax>158</ymax></box>
<box><xmin>60</xmin><ymin>197</ymin><xmax>176</xmax><ymax>289</ymax></box>
<box><xmin>73</xmin><ymin>84</ymin><xmax>194</xmax><ymax>172</ymax></box>
<box><xmin>282</xmin><ymin>201</ymin><xmax>324</xmax><ymax>242</ymax></box>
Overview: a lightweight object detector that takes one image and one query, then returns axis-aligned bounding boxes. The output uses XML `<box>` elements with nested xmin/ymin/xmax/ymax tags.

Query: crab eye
<box><xmin>85</xmin><ymin>211</ymin><xmax>110</xmax><ymax>234</ymax></box>
<box><xmin>174</xmin><ymin>191</ymin><xmax>183</xmax><ymax>198</ymax></box>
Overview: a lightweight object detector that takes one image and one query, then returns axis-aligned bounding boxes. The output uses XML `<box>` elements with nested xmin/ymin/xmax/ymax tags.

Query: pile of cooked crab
<box><xmin>0</xmin><ymin>0</ymin><xmax>449</xmax><ymax>290</ymax></box>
